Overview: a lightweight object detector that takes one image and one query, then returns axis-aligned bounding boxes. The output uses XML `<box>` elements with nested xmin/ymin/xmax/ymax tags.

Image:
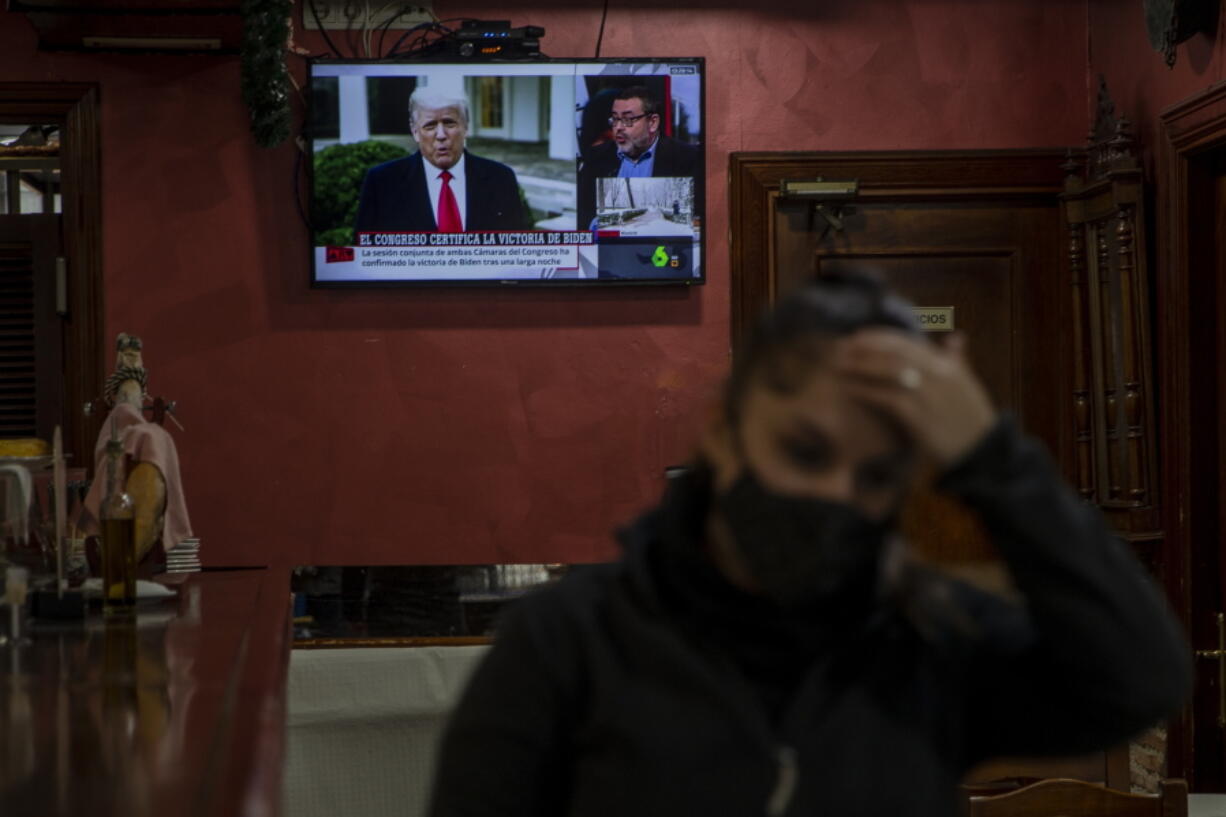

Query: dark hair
<box><xmin>614</xmin><ymin>85</ymin><xmax>660</xmax><ymax>117</ymax></box>
<box><xmin>724</xmin><ymin>273</ymin><xmax>921</xmax><ymax>425</ymax></box>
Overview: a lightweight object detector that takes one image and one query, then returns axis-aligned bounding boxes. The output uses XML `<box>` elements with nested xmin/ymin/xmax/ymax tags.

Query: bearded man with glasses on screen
<box><xmin>576</xmin><ymin>85</ymin><xmax>702</xmax><ymax>231</ymax></box>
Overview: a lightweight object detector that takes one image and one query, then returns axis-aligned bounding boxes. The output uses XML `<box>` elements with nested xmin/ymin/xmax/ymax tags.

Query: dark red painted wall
<box><xmin>2</xmin><ymin>1</ymin><xmax>1088</xmax><ymax>567</ymax></box>
<box><xmin>1088</xmin><ymin>0</ymin><xmax>1226</xmax><ymax>171</ymax></box>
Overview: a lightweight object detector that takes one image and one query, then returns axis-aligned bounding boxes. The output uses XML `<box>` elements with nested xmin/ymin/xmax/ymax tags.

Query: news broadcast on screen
<box><xmin>308</xmin><ymin>58</ymin><xmax>705</xmax><ymax>287</ymax></box>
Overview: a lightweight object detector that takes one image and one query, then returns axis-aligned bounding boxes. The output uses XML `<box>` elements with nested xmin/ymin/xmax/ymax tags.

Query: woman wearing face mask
<box><xmin>429</xmin><ymin>274</ymin><xmax>1191</xmax><ymax>817</ymax></box>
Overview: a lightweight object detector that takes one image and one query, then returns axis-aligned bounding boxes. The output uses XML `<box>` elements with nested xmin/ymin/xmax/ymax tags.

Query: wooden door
<box><xmin>0</xmin><ymin>83</ymin><xmax>103</xmax><ymax>466</ymax></box>
<box><xmin>732</xmin><ymin>151</ymin><xmax>1069</xmax><ymax>567</ymax></box>
<box><xmin>1184</xmin><ymin>142</ymin><xmax>1226</xmax><ymax>792</ymax></box>
<box><xmin>1160</xmin><ymin>83</ymin><xmax>1226</xmax><ymax>789</ymax></box>
<box><xmin>729</xmin><ymin>149</ymin><xmax>1129</xmax><ymax>788</ymax></box>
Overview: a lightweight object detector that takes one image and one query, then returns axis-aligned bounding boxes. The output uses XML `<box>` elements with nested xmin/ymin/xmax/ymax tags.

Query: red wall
<box><xmin>1088</xmin><ymin>0</ymin><xmax>1226</xmax><ymax>172</ymax></box>
<box><xmin>2</xmin><ymin>1</ymin><xmax>1089</xmax><ymax>567</ymax></box>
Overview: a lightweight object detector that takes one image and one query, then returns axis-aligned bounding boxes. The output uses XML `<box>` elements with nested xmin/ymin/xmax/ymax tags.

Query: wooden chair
<box><xmin>966</xmin><ymin>778</ymin><xmax>1188</xmax><ymax>817</ymax></box>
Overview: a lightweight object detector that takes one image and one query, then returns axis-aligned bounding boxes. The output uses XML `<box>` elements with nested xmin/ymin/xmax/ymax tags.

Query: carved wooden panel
<box><xmin>1068</xmin><ymin>217</ymin><xmax>1096</xmax><ymax>502</ymax></box>
<box><xmin>1061</xmin><ymin>108</ymin><xmax>1159</xmax><ymax>541</ymax></box>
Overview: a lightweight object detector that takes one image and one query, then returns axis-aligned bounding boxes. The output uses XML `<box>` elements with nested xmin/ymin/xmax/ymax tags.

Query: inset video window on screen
<box><xmin>307</xmin><ymin>59</ymin><xmax>705</xmax><ymax>286</ymax></box>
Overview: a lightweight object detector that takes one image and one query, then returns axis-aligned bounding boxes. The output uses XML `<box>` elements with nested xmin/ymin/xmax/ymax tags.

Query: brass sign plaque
<box><xmin>913</xmin><ymin>306</ymin><xmax>955</xmax><ymax>332</ymax></box>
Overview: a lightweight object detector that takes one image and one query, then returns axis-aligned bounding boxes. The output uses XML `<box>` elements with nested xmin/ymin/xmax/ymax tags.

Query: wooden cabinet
<box><xmin>1061</xmin><ymin>89</ymin><xmax>1161</xmax><ymax>572</ymax></box>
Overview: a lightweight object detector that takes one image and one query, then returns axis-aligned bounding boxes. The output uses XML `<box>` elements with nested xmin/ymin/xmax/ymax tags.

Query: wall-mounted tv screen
<box><xmin>307</xmin><ymin>58</ymin><xmax>705</xmax><ymax>287</ymax></box>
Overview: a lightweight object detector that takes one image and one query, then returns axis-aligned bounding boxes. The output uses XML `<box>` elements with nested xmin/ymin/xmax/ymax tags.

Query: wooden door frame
<box><xmin>1157</xmin><ymin>79</ymin><xmax>1226</xmax><ymax>785</ymax></box>
<box><xmin>0</xmin><ymin>83</ymin><xmax>103</xmax><ymax>465</ymax></box>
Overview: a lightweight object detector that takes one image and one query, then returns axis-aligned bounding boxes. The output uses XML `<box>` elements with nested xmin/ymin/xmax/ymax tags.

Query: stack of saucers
<box><xmin>165</xmin><ymin>537</ymin><xmax>201</xmax><ymax>574</ymax></box>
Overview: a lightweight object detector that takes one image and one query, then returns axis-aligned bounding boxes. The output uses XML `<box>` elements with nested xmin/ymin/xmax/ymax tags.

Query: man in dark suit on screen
<box><xmin>576</xmin><ymin>85</ymin><xmax>702</xmax><ymax>230</ymax></box>
<box><xmin>354</xmin><ymin>88</ymin><xmax>531</xmax><ymax>233</ymax></box>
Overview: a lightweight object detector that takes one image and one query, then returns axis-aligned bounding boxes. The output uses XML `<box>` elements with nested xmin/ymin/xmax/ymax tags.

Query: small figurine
<box><xmin>104</xmin><ymin>332</ymin><xmax>148</xmax><ymax>407</ymax></box>
<box><xmin>79</xmin><ymin>333</ymin><xmax>193</xmax><ymax>571</ymax></box>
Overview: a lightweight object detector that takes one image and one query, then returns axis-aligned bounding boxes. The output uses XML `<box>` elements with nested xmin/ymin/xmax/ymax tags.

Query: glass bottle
<box><xmin>99</xmin><ymin>426</ymin><xmax>136</xmax><ymax>614</ymax></box>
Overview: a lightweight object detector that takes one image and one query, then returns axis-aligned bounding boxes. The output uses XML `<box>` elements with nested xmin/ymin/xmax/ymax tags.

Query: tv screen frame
<box><xmin>306</xmin><ymin>56</ymin><xmax>707</xmax><ymax>289</ymax></box>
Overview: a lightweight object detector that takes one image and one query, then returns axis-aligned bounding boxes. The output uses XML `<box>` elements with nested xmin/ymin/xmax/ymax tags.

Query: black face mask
<box><xmin>716</xmin><ymin>467</ymin><xmax>894</xmax><ymax>607</ymax></box>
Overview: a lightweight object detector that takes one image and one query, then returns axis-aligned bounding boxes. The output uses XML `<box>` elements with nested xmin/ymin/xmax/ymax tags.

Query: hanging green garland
<box><xmin>240</xmin><ymin>0</ymin><xmax>293</xmax><ymax>148</ymax></box>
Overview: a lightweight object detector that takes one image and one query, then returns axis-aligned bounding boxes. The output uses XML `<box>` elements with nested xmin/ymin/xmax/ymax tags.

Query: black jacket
<box><xmin>353</xmin><ymin>151</ymin><xmax>530</xmax><ymax>233</ymax></box>
<box><xmin>430</xmin><ymin>418</ymin><xmax>1191</xmax><ymax>817</ymax></box>
<box><xmin>576</xmin><ymin>135</ymin><xmax>703</xmax><ymax>230</ymax></box>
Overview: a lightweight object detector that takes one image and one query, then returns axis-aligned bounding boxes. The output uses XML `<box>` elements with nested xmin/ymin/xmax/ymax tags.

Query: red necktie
<box><xmin>436</xmin><ymin>170</ymin><xmax>462</xmax><ymax>232</ymax></box>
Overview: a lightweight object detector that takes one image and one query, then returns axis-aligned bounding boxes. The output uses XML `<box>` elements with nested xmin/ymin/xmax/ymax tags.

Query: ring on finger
<box><xmin>898</xmin><ymin>366</ymin><xmax>923</xmax><ymax>390</ymax></box>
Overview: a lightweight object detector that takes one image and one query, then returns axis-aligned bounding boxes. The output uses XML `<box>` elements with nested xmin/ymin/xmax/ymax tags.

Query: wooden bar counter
<box><xmin>0</xmin><ymin>568</ymin><xmax>292</xmax><ymax>817</ymax></box>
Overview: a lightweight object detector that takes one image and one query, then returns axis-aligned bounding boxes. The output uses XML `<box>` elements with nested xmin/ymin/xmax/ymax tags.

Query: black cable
<box><xmin>376</xmin><ymin>9</ymin><xmax>404</xmax><ymax>57</ymax></box>
<box><xmin>307</xmin><ymin>0</ymin><xmax>344</xmax><ymax>58</ymax></box>
<box><xmin>342</xmin><ymin>1</ymin><xmax>360</xmax><ymax>59</ymax></box>
<box><xmin>594</xmin><ymin>0</ymin><xmax>610</xmax><ymax>58</ymax></box>
<box><xmin>384</xmin><ymin>18</ymin><xmax>487</xmax><ymax>60</ymax></box>
<box><xmin>385</xmin><ymin>21</ymin><xmax>440</xmax><ymax>57</ymax></box>
<box><xmin>387</xmin><ymin>21</ymin><xmax>453</xmax><ymax>57</ymax></box>
<box><xmin>385</xmin><ymin>23</ymin><xmax>427</xmax><ymax>56</ymax></box>
<box><xmin>375</xmin><ymin>15</ymin><xmax>458</xmax><ymax>59</ymax></box>
<box><xmin>433</xmin><ymin>17</ymin><xmax>481</xmax><ymax>27</ymax></box>
<box><xmin>387</xmin><ymin>31</ymin><xmax>448</xmax><ymax>59</ymax></box>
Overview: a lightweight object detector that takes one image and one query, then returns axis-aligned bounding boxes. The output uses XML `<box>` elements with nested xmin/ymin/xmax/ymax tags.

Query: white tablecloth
<box><xmin>283</xmin><ymin>646</ymin><xmax>489</xmax><ymax>817</ymax></box>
